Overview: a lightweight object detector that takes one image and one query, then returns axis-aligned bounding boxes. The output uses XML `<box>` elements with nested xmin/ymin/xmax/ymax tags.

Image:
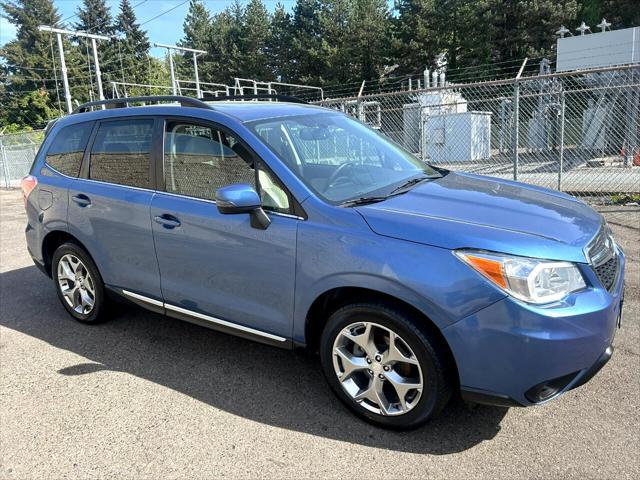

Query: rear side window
<box><xmin>45</xmin><ymin>122</ymin><xmax>93</xmax><ymax>177</ymax></box>
<box><xmin>89</xmin><ymin>119</ymin><xmax>154</xmax><ymax>188</ymax></box>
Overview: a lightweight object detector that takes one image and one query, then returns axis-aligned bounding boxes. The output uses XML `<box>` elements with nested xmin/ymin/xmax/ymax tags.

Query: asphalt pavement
<box><xmin>1</xmin><ymin>189</ymin><xmax>638</xmax><ymax>479</ymax></box>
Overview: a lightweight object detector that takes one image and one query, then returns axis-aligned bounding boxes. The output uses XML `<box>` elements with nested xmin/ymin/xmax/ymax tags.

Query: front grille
<box><xmin>585</xmin><ymin>223</ymin><xmax>619</xmax><ymax>292</ymax></box>
<box><xmin>594</xmin><ymin>255</ymin><xmax>618</xmax><ymax>292</ymax></box>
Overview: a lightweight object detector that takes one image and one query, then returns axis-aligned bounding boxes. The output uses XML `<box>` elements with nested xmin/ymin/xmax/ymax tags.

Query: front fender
<box><xmin>293</xmin><ymin>219</ymin><xmax>506</xmax><ymax>344</ymax></box>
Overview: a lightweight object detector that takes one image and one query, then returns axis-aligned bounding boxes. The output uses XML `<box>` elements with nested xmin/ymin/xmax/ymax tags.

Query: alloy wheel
<box><xmin>332</xmin><ymin>321</ymin><xmax>423</xmax><ymax>416</ymax></box>
<box><xmin>57</xmin><ymin>253</ymin><xmax>96</xmax><ymax>315</ymax></box>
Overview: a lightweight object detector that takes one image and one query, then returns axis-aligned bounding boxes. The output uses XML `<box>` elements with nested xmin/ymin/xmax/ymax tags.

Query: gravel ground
<box><xmin>1</xmin><ymin>188</ymin><xmax>638</xmax><ymax>479</ymax></box>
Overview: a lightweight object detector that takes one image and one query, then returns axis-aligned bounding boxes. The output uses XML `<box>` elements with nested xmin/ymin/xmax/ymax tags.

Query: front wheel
<box><xmin>320</xmin><ymin>303</ymin><xmax>452</xmax><ymax>429</ymax></box>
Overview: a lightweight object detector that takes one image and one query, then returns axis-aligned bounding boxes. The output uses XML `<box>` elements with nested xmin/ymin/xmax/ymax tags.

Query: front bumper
<box><xmin>445</xmin><ymin>251</ymin><xmax>625</xmax><ymax>407</ymax></box>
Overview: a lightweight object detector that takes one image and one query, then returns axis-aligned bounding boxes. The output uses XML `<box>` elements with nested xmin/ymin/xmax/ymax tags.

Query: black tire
<box><xmin>52</xmin><ymin>242</ymin><xmax>108</xmax><ymax>324</ymax></box>
<box><xmin>320</xmin><ymin>302</ymin><xmax>453</xmax><ymax>430</ymax></box>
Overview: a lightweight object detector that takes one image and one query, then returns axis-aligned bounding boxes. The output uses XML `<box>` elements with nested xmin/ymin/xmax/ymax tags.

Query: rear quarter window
<box><xmin>45</xmin><ymin>122</ymin><xmax>93</xmax><ymax>177</ymax></box>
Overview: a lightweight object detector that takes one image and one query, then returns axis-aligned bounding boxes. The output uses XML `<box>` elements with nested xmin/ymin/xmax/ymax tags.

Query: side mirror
<box><xmin>215</xmin><ymin>184</ymin><xmax>271</xmax><ymax>230</ymax></box>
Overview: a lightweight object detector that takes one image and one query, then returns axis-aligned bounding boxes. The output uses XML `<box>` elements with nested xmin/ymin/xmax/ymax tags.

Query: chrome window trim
<box><xmin>155</xmin><ymin>190</ymin><xmax>304</xmax><ymax>220</ymax></box>
<box><xmin>42</xmin><ymin>163</ymin><xmax>77</xmax><ymax>179</ymax></box>
<box><xmin>73</xmin><ymin>176</ymin><xmax>156</xmax><ymax>193</ymax></box>
<box><xmin>121</xmin><ymin>290</ymin><xmax>287</xmax><ymax>342</ymax></box>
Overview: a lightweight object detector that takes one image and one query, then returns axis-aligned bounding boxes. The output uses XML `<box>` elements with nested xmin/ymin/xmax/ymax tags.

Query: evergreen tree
<box><xmin>600</xmin><ymin>0</ymin><xmax>640</xmax><ymax>29</ymax></box>
<box><xmin>266</xmin><ymin>3</ymin><xmax>294</xmax><ymax>81</ymax></box>
<box><xmin>350</xmin><ymin>0</ymin><xmax>391</xmax><ymax>81</ymax></box>
<box><xmin>74</xmin><ymin>0</ymin><xmax>113</xmax><ymax>36</ymax></box>
<box><xmin>392</xmin><ymin>0</ymin><xmax>440</xmax><ymax>75</ymax></box>
<box><xmin>0</xmin><ymin>0</ymin><xmax>66</xmax><ymax>128</ymax></box>
<box><xmin>210</xmin><ymin>0</ymin><xmax>245</xmax><ymax>82</ymax></box>
<box><xmin>177</xmin><ymin>0</ymin><xmax>213</xmax><ymax>88</ymax></box>
<box><xmin>74</xmin><ymin>0</ymin><xmax>116</xmax><ymax>94</ymax></box>
<box><xmin>489</xmin><ymin>0</ymin><xmax>578</xmax><ymax>64</ymax></box>
<box><xmin>291</xmin><ymin>0</ymin><xmax>326</xmax><ymax>83</ymax></box>
<box><xmin>114</xmin><ymin>0</ymin><xmax>150</xmax><ymax>87</ymax></box>
<box><xmin>320</xmin><ymin>0</ymin><xmax>353</xmax><ymax>84</ymax></box>
<box><xmin>242</xmin><ymin>0</ymin><xmax>272</xmax><ymax>80</ymax></box>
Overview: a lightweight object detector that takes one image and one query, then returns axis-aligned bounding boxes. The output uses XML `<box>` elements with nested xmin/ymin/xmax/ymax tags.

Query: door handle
<box><xmin>154</xmin><ymin>214</ymin><xmax>181</xmax><ymax>229</ymax></box>
<box><xmin>71</xmin><ymin>194</ymin><xmax>91</xmax><ymax>207</ymax></box>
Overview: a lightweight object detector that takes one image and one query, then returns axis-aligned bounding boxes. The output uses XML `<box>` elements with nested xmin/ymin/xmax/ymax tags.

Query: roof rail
<box><xmin>202</xmin><ymin>94</ymin><xmax>308</xmax><ymax>104</ymax></box>
<box><xmin>73</xmin><ymin>95</ymin><xmax>214</xmax><ymax>114</ymax></box>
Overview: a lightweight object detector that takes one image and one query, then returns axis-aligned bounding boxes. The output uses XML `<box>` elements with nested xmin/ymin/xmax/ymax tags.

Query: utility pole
<box><xmin>39</xmin><ymin>26</ymin><xmax>111</xmax><ymax>112</ymax></box>
<box><xmin>154</xmin><ymin>43</ymin><xmax>207</xmax><ymax>98</ymax></box>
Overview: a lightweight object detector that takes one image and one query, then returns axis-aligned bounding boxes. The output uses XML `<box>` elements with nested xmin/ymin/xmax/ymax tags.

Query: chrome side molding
<box><xmin>121</xmin><ymin>289</ymin><xmax>287</xmax><ymax>343</ymax></box>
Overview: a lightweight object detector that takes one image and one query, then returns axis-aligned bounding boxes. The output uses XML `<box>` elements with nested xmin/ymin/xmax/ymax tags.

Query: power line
<box><xmin>140</xmin><ymin>1</ymin><xmax>189</xmax><ymax>27</ymax></box>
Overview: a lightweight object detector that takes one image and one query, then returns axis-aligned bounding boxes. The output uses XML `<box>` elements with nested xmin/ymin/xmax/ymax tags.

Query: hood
<box><xmin>356</xmin><ymin>172</ymin><xmax>602</xmax><ymax>263</ymax></box>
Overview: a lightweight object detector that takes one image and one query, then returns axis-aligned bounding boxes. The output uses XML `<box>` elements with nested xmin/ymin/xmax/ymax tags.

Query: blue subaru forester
<box><xmin>22</xmin><ymin>95</ymin><xmax>624</xmax><ymax>429</ymax></box>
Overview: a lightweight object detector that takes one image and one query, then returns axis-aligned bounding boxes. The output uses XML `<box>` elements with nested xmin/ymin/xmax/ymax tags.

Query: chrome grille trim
<box><xmin>584</xmin><ymin>223</ymin><xmax>615</xmax><ymax>267</ymax></box>
<box><xmin>585</xmin><ymin>222</ymin><xmax>619</xmax><ymax>292</ymax></box>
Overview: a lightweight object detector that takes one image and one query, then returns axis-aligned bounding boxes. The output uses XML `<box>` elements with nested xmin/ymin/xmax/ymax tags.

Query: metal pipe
<box><xmin>511</xmin><ymin>57</ymin><xmax>528</xmax><ymax>181</ymax></box>
<box><xmin>91</xmin><ymin>38</ymin><xmax>104</xmax><ymax>107</ymax></box>
<box><xmin>56</xmin><ymin>33</ymin><xmax>73</xmax><ymax>114</ymax></box>
<box><xmin>193</xmin><ymin>52</ymin><xmax>201</xmax><ymax>98</ymax></box>
<box><xmin>558</xmin><ymin>92</ymin><xmax>565</xmax><ymax>190</ymax></box>
<box><xmin>512</xmin><ymin>82</ymin><xmax>520</xmax><ymax>181</ymax></box>
<box><xmin>168</xmin><ymin>50</ymin><xmax>176</xmax><ymax>96</ymax></box>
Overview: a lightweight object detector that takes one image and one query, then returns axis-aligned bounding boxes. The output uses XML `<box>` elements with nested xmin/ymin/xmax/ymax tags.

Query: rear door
<box><xmin>150</xmin><ymin>118</ymin><xmax>298</xmax><ymax>342</ymax></box>
<box><xmin>67</xmin><ymin>117</ymin><xmax>162</xmax><ymax>301</ymax></box>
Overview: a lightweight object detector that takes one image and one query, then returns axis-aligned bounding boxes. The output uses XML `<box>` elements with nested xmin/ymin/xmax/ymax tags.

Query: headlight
<box><xmin>455</xmin><ymin>250</ymin><xmax>586</xmax><ymax>304</ymax></box>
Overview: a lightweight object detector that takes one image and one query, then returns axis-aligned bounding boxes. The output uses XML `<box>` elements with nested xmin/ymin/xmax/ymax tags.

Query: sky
<box><xmin>0</xmin><ymin>0</ymin><xmax>297</xmax><ymax>58</ymax></box>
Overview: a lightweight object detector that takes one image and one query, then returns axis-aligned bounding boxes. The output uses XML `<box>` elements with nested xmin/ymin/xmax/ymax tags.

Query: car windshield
<box><xmin>247</xmin><ymin>112</ymin><xmax>442</xmax><ymax>204</ymax></box>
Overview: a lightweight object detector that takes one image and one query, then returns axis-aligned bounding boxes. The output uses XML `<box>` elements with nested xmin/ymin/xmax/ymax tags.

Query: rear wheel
<box><xmin>320</xmin><ymin>303</ymin><xmax>452</xmax><ymax>429</ymax></box>
<box><xmin>52</xmin><ymin>242</ymin><xmax>108</xmax><ymax>323</ymax></box>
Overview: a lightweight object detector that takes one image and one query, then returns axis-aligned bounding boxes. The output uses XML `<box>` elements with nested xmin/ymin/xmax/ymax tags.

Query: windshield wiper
<box><xmin>340</xmin><ymin>175</ymin><xmax>441</xmax><ymax>207</ymax></box>
<box><xmin>389</xmin><ymin>175</ymin><xmax>437</xmax><ymax>195</ymax></box>
<box><xmin>340</xmin><ymin>196</ymin><xmax>390</xmax><ymax>207</ymax></box>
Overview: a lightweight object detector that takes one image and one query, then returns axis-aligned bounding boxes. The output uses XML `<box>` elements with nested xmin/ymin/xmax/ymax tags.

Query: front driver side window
<box><xmin>163</xmin><ymin>121</ymin><xmax>290</xmax><ymax>213</ymax></box>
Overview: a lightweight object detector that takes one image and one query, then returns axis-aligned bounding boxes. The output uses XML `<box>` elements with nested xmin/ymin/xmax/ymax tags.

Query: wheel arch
<box><xmin>304</xmin><ymin>286</ymin><xmax>459</xmax><ymax>386</ymax></box>
<box><xmin>41</xmin><ymin>230</ymin><xmax>95</xmax><ymax>278</ymax></box>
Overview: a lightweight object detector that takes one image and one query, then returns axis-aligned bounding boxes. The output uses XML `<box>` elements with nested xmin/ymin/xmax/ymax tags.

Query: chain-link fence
<box><xmin>318</xmin><ymin>64</ymin><xmax>640</xmax><ymax>204</ymax></box>
<box><xmin>0</xmin><ymin>131</ymin><xmax>45</xmax><ymax>188</ymax></box>
<box><xmin>1</xmin><ymin>64</ymin><xmax>639</xmax><ymax>204</ymax></box>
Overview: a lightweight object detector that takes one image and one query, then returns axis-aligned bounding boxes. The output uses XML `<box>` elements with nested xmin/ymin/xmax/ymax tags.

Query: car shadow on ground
<box><xmin>0</xmin><ymin>265</ymin><xmax>508</xmax><ymax>455</ymax></box>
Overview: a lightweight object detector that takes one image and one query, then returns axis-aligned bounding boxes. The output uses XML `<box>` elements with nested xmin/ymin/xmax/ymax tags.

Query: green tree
<box><xmin>291</xmin><ymin>0</ymin><xmax>326</xmax><ymax>84</ymax></box>
<box><xmin>319</xmin><ymin>0</ymin><xmax>352</xmax><ymax>84</ymax></box>
<box><xmin>206</xmin><ymin>1</ymin><xmax>245</xmax><ymax>82</ymax></box>
<box><xmin>604</xmin><ymin>0</ymin><xmax>640</xmax><ymax>28</ymax></box>
<box><xmin>242</xmin><ymin>0</ymin><xmax>271</xmax><ymax>80</ymax></box>
<box><xmin>350</xmin><ymin>0</ymin><xmax>391</xmax><ymax>81</ymax></box>
<box><xmin>0</xmin><ymin>0</ymin><xmax>68</xmax><ymax>127</ymax></box>
<box><xmin>113</xmin><ymin>0</ymin><xmax>150</xmax><ymax>88</ymax></box>
<box><xmin>266</xmin><ymin>3</ymin><xmax>293</xmax><ymax>81</ymax></box>
<box><xmin>74</xmin><ymin>0</ymin><xmax>116</xmax><ymax>95</ymax></box>
<box><xmin>177</xmin><ymin>0</ymin><xmax>213</xmax><ymax>90</ymax></box>
<box><xmin>392</xmin><ymin>0</ymin><xmax>440</xmax><ymax>75</ymax></box>
<box><xmin>490</xmin><ymin>1</ymin><xmax>578</xmax><ymax>64</ymax></box>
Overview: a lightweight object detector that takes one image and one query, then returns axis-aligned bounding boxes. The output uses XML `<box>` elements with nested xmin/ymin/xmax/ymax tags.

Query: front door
<box><xmin>150</xmin><ymin>119</ymin><xmax>298</xmax><ymax>342</ymax></box>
